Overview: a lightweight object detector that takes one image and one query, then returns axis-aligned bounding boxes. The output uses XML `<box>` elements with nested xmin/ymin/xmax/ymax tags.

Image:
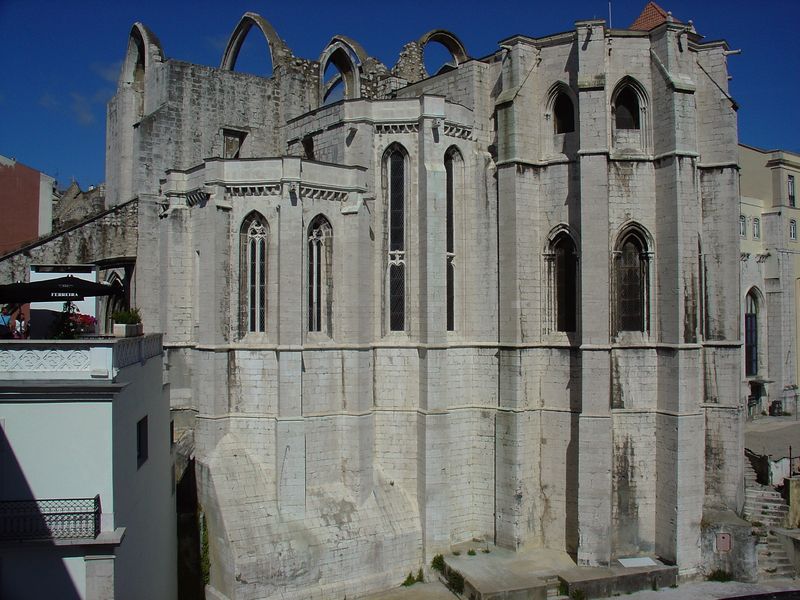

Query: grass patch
<box><xmin>416</xmin><ymin>568</ymin><xmax>424</xmax><ymax>583</ymax></box>
<box><xmin>402</xmin><ymin>572</ymin><xmax>416</xmax><ymax>587</ymax></box>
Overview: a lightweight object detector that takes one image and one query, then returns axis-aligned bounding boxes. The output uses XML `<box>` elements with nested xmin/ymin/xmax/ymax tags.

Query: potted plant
<box><xmin>112</xmin><ymin>308</ymin><xmax>143</xmax><ymax>337</ymax></box>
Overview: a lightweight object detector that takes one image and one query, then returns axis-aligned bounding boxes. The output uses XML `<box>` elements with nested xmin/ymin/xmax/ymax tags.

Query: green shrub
<box><xmin>707</xmin><ymin>569</ymin><xmax>732</xmax><ymax>582</ymax></box>
<box><xmin>447</xmin><ymin>570</ymin><xmax>465</xmax><ymax>594</ymax></box>
<box><xmin>467</xmin><ymin>549</ymin><xmax>476</xmax><ymax>556</ymax></box>
<box><xmin>112</xmin><ymin>307</ymin><xmax>141</xmax><ymax>324</ymax></box>
<box><xmin>402</xmin><ymin>572</ymin><xmax>416</xmax><ymax>587</ymax></box>
<box><xmin>416</xmin><ymin>568</ymin><xmax>424</xmax><ymax>583</ymax></box>
<box><xmin>431</xmin><ymin>554</ymin><xmax>445</xmax><ymax>572</ymax></box>
<box><xmin>482</xmin><ymin>548</ymin><xmax>490</xmax><ymax>554</ymax></box>
<box><xmin>452</xmin><ymin>550</ymin><xmax>461</xmax><ymax>556</ymax></box>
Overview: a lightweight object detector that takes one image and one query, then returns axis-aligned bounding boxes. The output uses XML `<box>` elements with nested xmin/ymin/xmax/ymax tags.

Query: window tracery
<box><xmin>308</xmin><ymin>216</ymin><xmax>333</xmax><ymax>335</ymax></box>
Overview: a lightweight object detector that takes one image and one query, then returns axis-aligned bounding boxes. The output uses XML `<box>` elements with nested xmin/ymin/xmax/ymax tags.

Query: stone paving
<box><xmin>746</xmin><ymin>416</ymin><xmax>800</xmax><ymax>459</ymax></box>
<box><xmin>363</xmin><ymin>578</ymin><xmax>800</xmax><ymax>600</ymax></box>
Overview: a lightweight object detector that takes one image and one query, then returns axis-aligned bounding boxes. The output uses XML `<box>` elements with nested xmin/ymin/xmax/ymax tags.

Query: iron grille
<box><xmin>0</xmin><ymin>495</ymin><xmax>101</xmax><ymax>540</ymax></box>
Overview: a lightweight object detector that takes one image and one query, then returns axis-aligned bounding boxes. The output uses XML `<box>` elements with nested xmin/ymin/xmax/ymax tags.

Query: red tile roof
<box><xmin>629</xmin><ymin>2</ymin><xmax>681</xmax><ymax>31</ymax></box>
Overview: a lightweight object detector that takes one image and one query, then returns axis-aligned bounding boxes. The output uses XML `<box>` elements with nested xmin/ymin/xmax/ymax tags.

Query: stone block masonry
<box><xmin>0</xmin><ymin>6</ymin><xmax>745</xmax><ymax>599</ymax></box>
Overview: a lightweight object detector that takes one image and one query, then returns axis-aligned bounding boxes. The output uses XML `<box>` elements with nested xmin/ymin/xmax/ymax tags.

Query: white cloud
<box><xmin>91</xmin><ymin>61</ymin><xmax>122</xmax><ymax>84</ymax></box>
<box><xmin>69</xmin><ymin>92</ymin><xmax>95</xmax><ymax>125</ymax></box>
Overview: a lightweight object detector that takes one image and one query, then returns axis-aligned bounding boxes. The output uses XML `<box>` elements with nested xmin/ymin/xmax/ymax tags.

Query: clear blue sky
<box><xmin>0</xmin><ymin>0</ymin><xmax>797</xmax><ymax>189</ymax></box>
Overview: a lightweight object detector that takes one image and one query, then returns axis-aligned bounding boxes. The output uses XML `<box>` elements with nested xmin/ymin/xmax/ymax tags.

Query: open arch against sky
<box><xmin>0</xmin><ymin>0</ymin><xmax>797</xmax><ymax>188</ymax></box>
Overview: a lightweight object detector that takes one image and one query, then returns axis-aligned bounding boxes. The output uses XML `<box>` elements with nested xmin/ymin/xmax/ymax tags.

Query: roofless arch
<box><xmin>121</xmin><ymin>23</ymin><xmax>163</xmax><ymax>88</ymax></box>
<box><xmin>319</xmin><ymin>37</ymin><xmax>364</xmax><ymax>103</ymax></box>
<box><xmin>418</xmin><ymin>29</ymin><xmax>468</xmax><ymax>77</ymax></box>
<box><xmin>220</xmin><ymin>12</ymin><xmax>292</xmax><ymax>73</ymax></box>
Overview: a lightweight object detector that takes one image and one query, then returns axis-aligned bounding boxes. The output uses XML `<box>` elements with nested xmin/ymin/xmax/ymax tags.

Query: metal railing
<box><xmin>0</xmin><ymin>495</ymin><xmax>100</xmax><ymax>540</ymax></box>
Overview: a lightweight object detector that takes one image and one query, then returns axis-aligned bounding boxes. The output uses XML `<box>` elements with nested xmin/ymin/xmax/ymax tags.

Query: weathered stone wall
<box><xmin>83</xmin><ymin>11</ymin><xmax>746</xmax><ymax>599</ymax></box>
<box><xmin>0</xmin><ymin>200</ymin><xmax>138</xmax><ymax>284</ymax></box>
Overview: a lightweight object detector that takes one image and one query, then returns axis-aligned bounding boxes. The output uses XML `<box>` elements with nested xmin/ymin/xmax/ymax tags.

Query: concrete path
<box><xmin>601</xmin><ymin>578</ymin><xmax>799</xmax><ymax>599</ymax></box>
<box><xmin>364</xmin><ymin>578</ymin><xmax>800</xmax><ymax>599</ymax></box>
<box><xmin>746</xmin><ymin>416</ymin><xmax>800</xmax><ymax>459</ymax></box>
<box><xmin>362</xmin><ymin>580</ymin><xmax>455</xmax><ymax>599</ymax></box>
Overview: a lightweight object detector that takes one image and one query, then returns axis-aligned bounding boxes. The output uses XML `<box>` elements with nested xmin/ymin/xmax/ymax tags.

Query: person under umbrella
<box><xmin>0</xmin><ymin>306</ymin><xmax>12</xmax><ymax>339</ymax></box>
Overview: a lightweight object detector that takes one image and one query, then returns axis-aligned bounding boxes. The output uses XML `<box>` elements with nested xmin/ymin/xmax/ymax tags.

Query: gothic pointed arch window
<box><xmin>551</xmin><ymin>232</ymin><xmax>578</xmax><ymax>332</ymax></box>
<box><xmin>384</xmin><ymin>145</ymin><xmax>407</xmax><ymax>332</ymax></box>
<box><xmin>240</xmin><ymin>212</ymin><xmax>268</xmax><ymax>334</ymax></box>
<box><xmin>614</xmin><ymin>227</ymin><xmax>651</xmax><ymax>334</ymax></box>
<box><xmin>553</xmin><ymin>92</ymin><xmax>575</xmax><ymax>134</ymax></box>
<box><xmin>611</xmin><ymin>79</ymin><xmax>649</xmax><ymax>151</ymax></box>
<box><xmin>308</xmin><ymin>215</ymin><xmax>333</xmax><ymax>335</ymax></box>
<box><xmin>745</xmin><ymin>290</ymin><xmax>759</xmax><ymax>376</ymax></box>
<box><xmin>445</xmin><ymin>147</ymin><xmax>463</xmax><ymax>331</ymax></box>
<box><xmin>614</xmin><ymin>86</ymin><xmax>640</xmax><ymax>130</ymax></box>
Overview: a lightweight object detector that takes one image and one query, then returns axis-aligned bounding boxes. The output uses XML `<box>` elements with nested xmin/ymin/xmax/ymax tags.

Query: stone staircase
<box><xmin>743</xmin><ymin>456</ymin><xmax>795</xmax><ymax>578</ymax></box>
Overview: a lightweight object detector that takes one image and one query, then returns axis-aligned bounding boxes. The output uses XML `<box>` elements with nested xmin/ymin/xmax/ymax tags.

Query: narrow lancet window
<box><xmin>445</xmin><ymin>150</ymin><xmax>457</xmax><ymax>331</ymax></box>
<box><xmin>617</xmin><ymin>234</ymin><xmax>646</xmax><ymax>332</ymax></box>
<box><xmin>240</xmin><ymin>213</ymin><xmax>267</xmax><ymax>333</ymax></box>
<box><xmin>308</xmin><ymin>216</ymin><xmax>333</xmax><ymax>334</ymax></box>
<box><xmin>553</xmin><ymin>234</ymin><xmax>577</xmax><ymax>331</ymax></box>
<box><xmin>745</xmin><ymin>291</ymin><xmax>758</xmax><ymax>376</ymax></box>
<box><xmin>387</xmin><ymin>148</ymin><xmax>406</xmax><ymax>331</ymax></box>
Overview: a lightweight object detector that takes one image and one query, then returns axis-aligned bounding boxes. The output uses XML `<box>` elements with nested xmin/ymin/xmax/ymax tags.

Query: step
<box><xmin>745</xmin><ymin>489</ymin><xmax>784</xmax><ymax>499</ymax></box>
<box><xmin>745</xmin><ymin>494</ymin><xmax>785</xmax><ymax>504</ymax></box>
<box><xmin>744</xmin><ymin>507</ymin><xmax>788</xmax><ymax>517</ymax></box>
<box><xmin>745</xmin><ymin>491</ymin><xmax>787</xmax><ymax>501</ymax></box>
<box><xmin>744</xmin><ymin>495</ymin><xmax>788</xmax><ymax>505</ymax></box>
<box><xmin>761</xmin><ymin>565</ymin><xmax>796</xmax><ymax>576</ymax></box>
<box><xmin>746</xmin><ymin>504</ymin><xmax>786</xmax><ymax>512</ymax></box>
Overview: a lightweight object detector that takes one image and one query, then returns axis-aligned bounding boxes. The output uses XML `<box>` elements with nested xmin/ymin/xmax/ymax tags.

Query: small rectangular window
<box><xmin>790</xmin><ymin>175</ymin><xmax>796</xmax><ymax>208</ymax></box>
<box><xmin>791</xmin><ymin>219</ymin><xmax>797</xmax><ymax>241</ymax></box>
<box><xmin>753</xmin><ymin>218</ymin><xmax>760</xmax><ymax>240</ymax></box>
<box><xmin>170</xmin><ymin>419</ymin><xmax>175</xmax><ymax>447</ymax></box>
<box><xmin>739</xmin><ymin>215</ymin><xmax>747</xmax><ymax>238</ymax></box>
<box><xmin>137</xmin><ymin>416</ymin><xmax>148</xmax><ymax>468</ymax></box>
<box><xmin>223</xmin><ymin>129</ymin><xmax>247</xmax><ymax>159</ymax></box>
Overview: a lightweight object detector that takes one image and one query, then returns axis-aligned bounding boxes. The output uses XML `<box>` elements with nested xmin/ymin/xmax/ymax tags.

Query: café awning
<box><xmin>0</xmin><ymin>276</ymin><xmax>120</xmax><ymax>304</ymax></box>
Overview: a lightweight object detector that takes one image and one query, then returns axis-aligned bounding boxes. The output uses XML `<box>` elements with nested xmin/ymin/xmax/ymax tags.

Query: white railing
<box><xmin>0</xmin><ymin>334</ymin><xmax>162</xmax><ymax>380</ymax></box>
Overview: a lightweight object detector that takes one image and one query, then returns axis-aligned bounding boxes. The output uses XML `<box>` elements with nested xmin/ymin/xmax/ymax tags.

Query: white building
<box><xmin>0</xmin><ymin>334</ymin><xmax>176</xmax><ymax>600</ymax></box>
<box><xmin>739</xmin><ymin>144</ymin><xmax>800</xmax><ymax>418</ymax></box>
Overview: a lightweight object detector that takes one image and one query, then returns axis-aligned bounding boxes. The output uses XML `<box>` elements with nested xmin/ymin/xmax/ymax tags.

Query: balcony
<box><xmin>0</xmin><ymin>496</ymin><xmax>100</xmax><ymax>541</ymax></box>
<box><xmin>0</xmin><ymin>333</ymin><xmax>163</xmax><ymax>381</ymax></box>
